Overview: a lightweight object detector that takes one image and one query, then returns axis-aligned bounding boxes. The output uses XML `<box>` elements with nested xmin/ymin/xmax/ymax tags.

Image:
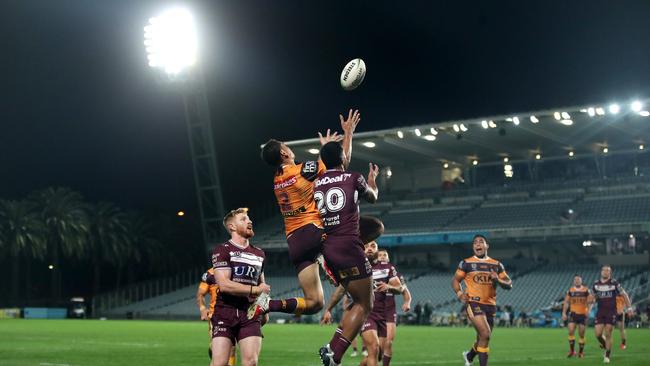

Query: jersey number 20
<box><xmin>314</xmin><ymin>188</ymin><xmax>346</xmax><ymax>214</ymax></box>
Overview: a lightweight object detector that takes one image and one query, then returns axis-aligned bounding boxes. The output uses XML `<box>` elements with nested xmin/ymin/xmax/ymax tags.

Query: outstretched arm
<box><xmin>362</xmin><ymin>163</ymin><xmax>380</xmax><ymax>203</ymax></box>
<box><xmin>340</xmin><ymin>109</ymin><xmax>361</xmax><ymax>168</ymax></box>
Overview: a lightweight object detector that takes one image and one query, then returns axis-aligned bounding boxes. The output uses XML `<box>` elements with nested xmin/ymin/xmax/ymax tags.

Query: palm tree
<box><xmin>87</xmin><ymin>202</ymin><xmax>131</xmax><ymax>296</ymax></box>
<box><xmin>31</xmin><ymin>188</ymin><xmax>89</xmax><ymax>301</ymax></box>
<box><xmin>123</xmin><ymin>212</ymin><xmax>164</xmax><ymax>283</ymax></box>
<box><xmin>0</xmin><ymin>200</ymin><xmax>47</xmax><ymax>305</ymax></box>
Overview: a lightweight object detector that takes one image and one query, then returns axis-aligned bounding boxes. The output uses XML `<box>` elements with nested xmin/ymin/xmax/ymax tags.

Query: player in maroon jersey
<box><xmin>377</xmin><ymin>250</ymin><xmax>411</xmax><ymax>366</ymax></box>
<box><xmin>588</xmin><ymin>265</ymin><xmax>633</xmax><ymax>363</ymax></box>
<box><xmin>314</xmin><ymin>141</ymin><xmax>380</xmax><ymax>366</ymax></box>
<box><xmin>211</xmin><ymin>208</ymin><xmax>269</xmax><ymax>366</ymax></box>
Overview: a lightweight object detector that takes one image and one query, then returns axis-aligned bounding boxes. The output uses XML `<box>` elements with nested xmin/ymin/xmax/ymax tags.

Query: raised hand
<box><xmin>367</xmin><ymin>163</ymin><xmax>379</xmax><ymax>188</ymax></box>
<box><xmin>318</xmin><ymin>129</ymin><xmax>344</xmax><ymax>145</ymax></box>
<box><xmin>340</xmin><ymin>109</ymin><xmax>361</xmax><ymax>134</ymax></box>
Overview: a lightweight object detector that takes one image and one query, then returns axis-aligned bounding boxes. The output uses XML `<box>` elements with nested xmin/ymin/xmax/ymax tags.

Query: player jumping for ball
<box><xmin>561</xmin><ymin>274</ymin><xmax>592</xmax><ymax>358</ymax></box>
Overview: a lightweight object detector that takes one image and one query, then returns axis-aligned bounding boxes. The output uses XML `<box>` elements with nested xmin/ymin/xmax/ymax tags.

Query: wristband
<box><xmin>249</xmin><ymin>285</ymin><xmax>254</xmax><ymax>296</ymax></box>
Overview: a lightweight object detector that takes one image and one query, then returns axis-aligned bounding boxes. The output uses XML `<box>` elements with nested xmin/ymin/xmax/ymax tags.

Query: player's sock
<box><xmin>621</xmin><ymin>338</ymin><xmax>626</xmax><ymax>346</ymax></box>
<box><xmin>329</xmin><ymin>327</ymin><xmax>352</xmax><ymax>363</ymax></box>
<box><xmin>268</xmin><ymin>297</ymin><xmax>306</xmax><ymax>315</ymax></box>
<box><xmin>597</xmin><ymin>335</ymin><xmax>607</xmax><ymax>349</ymax></box>
<box><xmin>579</xmin><ymin>338</ymin><xmax>585</xmax><ymax>353</ymax></box>
<box><xmin>382</xmin><ymin>355</ymin><xmax>391</xmax><ymax>366</ymax></box>
<box><xmin>477</xmin><ymin>347</ymin><xmax>489</xmax><ymax>366</ymax></box>
<box><xmin>568</xmin><ymin>335</ymin><xmax>575</xmax><ymax>352</ymax></box>
<box><xmin>228</xmin><ymin>354</ymin><xmax>236</xmax><ymax>366</ymax></box>
<box><xmin>353</xmin><ymin>347</ymin><xmax>358</xmax><ymax>352</ymax></box>
<box><xmin>466</xmin><ymin>344</ymin><xmax>478</xmax><ymax>362</ymax></box>
<box><xmin>605</xmin><ymin>349</ymin><xmax>611</xmax><ymax>358</ymax></box>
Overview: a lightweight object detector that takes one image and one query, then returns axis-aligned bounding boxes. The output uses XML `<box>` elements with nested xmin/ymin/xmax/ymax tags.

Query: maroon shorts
<box><xmin>595</xmin><ymin>312</ymin><xmax>617</xmax><ymax>326</ymax></box>
<box><xmin>322</xmin><ymin>235</ymin><xmax>372</xmax><ymax>285</ymax></box>
<box><xmin>287</xmin><ymin>224</ymin><xmax>325</xmax><ymax>273</ymax></box>
<box><xmin>466</xmin><ymin>302</ymin><xmax>496</xmax><ymax>329</ymax></box>
<box><xmin>211</xmin><ymin>305</ymin><xmax>262</xmax><ymax>343</ymax></box>
<box><xmin>569</xmin><ymin>312</ymin><xmax>587</xmax><ymax>325</ymax></box>
<box><xmin>361</xmin><ymin>311</ymin><xmax>387</xmax><ymax>337</ymax></box>
<box><xmin>616</xmin><ymin>313</ymin><xmax>624</xmax><ymax>323</ymax></box>
<box><xmin>384</xmin><ymin>307</ymin><xmax>397</xmax><ymax>323</ymax></box>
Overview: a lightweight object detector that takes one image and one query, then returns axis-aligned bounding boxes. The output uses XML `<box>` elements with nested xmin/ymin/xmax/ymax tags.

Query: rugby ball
<box><xmin>340</xmin><ymin>58</ymin><xmax>366</xmax><ymax>91</ymax></box>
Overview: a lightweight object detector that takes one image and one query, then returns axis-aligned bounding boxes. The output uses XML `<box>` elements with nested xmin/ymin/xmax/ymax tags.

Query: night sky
<box><xmin>3</xmin><ymin>0</ymin><xmax>650</xmax><ymax>222</ymax></box>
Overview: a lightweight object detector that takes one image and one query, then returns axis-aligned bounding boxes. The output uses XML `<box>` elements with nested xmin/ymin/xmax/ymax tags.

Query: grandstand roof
<box><xmin>283</xmin><ymin>99</ymin><xmax>650</xmax><ymax>168</ymax></box>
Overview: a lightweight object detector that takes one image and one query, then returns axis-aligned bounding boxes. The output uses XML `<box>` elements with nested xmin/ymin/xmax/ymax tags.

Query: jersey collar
<box><xmin>472</xmin><ymin>255</ymin><xmax>491</xmax><ymax>261</ymax></box>
<box><xmin>228</xmin><ymin>239</ymin><xmax>250</xmax><ymax>250</ymax></box>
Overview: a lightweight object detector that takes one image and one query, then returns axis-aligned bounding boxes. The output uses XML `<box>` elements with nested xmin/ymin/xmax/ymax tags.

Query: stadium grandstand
<box><xmin>96</xmin><ymin>100</ymin><xmax>650</xmax><ymax>327</ymax></box>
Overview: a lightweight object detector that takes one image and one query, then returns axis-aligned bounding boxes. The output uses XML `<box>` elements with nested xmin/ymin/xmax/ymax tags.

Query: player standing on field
<box><xmin>561</xmin><ymin>274</ymin><xmax>592</xmax><ymax>358</ymax></box>
<box><xmin>452</xmin><ymin>235</ymin><xmax>512</xmax><ymax>366</ymax></box>
<box><xmin>588</xmin><ymin>265</ymin><xmax>633</xmax><ymax>363</ymax></box>
<box><xmin>211</xmin><ymin>208</ymin><xmax>269</xmax><ymax>366</ymax></box>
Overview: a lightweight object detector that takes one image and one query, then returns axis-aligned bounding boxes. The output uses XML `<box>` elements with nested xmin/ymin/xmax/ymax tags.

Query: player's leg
<box><xmin>618</xmin><ymin>314</ymin><xmax>626</xmax><ymax>349</ymax></box>
<box><xmin>321</xmin><ymin>276</ymin><xmax>373</xmax><ymax>365</ymax></box>
<box><xmin>237</xmin><ymin>336</ymin><xmax>262</xmax><ymax>366</ymax></box>
<box><xmin>567</xmin><ymin>321</ymin><xmax>576</xmax><ymax>356</ymax></box>
<box><xmin>578</xmin><ymin>323</ymin><xmax>586</xmax><ymax>357</ymax></box>
<box><xmin>469</xmin><ymin>313</ymin><xmax>492</xmax><ymax>366</ymax></box>
<box><xmin>359</xmin><ymin>216</ymin><xmax>384</xmax><ymax>244</ymax></box>
<box><xmin>603</xmin><ymin>323</ymin><xmax>614</xmax><ymax>361</ymax></box>
<box><xmin>595</xmin><ymin>323</ymin><xmax>606</xmax><ymax>349</ymax></box>
<box><xmin>351</xmin><ymin>334</ymin><xmax>359</xmax><ymax>356</ymax></box>
<box><xmin>360</xmin><ymin>329</ymin><xmax>380</xmax><ymax>366</ymax></box>
<box><xmin>211</xmin><ymin>337</ymin><xmax>235</xmax><ymax>366</ymax></box>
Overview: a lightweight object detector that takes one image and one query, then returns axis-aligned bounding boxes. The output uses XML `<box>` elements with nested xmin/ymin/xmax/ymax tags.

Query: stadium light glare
<box><xmin>587</xmin><ymin>107</ymin><xmax>596</xmax><ymax>117</ymax></box>
<box><xmin>640</xmin><ymin>144</ymin><xmax>645</xmax><ymax>150</ymax></box>
<box><xmin>553</xmin><ymin>112</ymin><xmax>561</xmax><ymax>120</ymax></box>
<box><xmin>631</xmin><ymin>101</ymin><xmax>643</xmax><ymax>112</ymax></box>
<box><xmin>488</xmin><ymin>120</ymin><xmax>497</xmax><ymax>128</ymax></box>
<box><xmin>423</xmin><ymin>135</ymin><xmax>436</xmax><ymax>141</ymax></box>
<box><xmin>512</xmin><ymin>117</ymin><xmax>520</xmax><ymax>125</ymax></box>
<box><xmin>386</xmin><ymin>168</ymin><xmax>393</xmax><ymax>178</ymax></box>
<box><xmin>362</xmin><ymin>141</ymin><xmax>376</xmax><ymax>148</ymax></box>
<box><xmin>582</xmin><ymin>240</ymin><xmax>593</xmax><ymax>247</ymax></box>
<box><xmin>569</xmin><ymin>151</ymin><xmax>574</xmax><ymax>157</ymax></box>
<box><xmin>472</xmin><ymin>160</ymin><xmax>478</xmax><ymax>166</ymax></box>
<box><xmin>414</xmin><ymin>128</ymin><xmax>422</xmax><ymax>136</ymax></box>
<box><xmin>529</xmin><ymin>115</ymin><xmax>539</xmax><ymax>123</ymax></box>
<box><xmin>459</xmin><ymin>123</ymin><xmax>468</xmax><ymax>132</ymax></box>
<box><xmin>595</xmin><ymin>107</ymin><xmax>605</xmax><ymax>116</ymax></box>
<box><xmin>535</xmin><ymin>154</ymin><xmax>541</xmax><ymax>160</ymax></box>
<box><xmin>443</xmin><ymin>163</ymin><xmax>449</xmax><ymax>169</ymax></box>
<box><xmin>481</xmin><ymin>120</ymin><xmax>489</xmax><ymax>129</ymax></box>
<box><xmin>561</xmin><ymin>112</ymin><xmax>571</xmax><ymax>119</ymax></box>
<box><xmin>503</xmin><ymin>157</ymin><xmax>509</xmax><ymax>163</ymax></box>
<box><xmin>144</xmin><ymin>8</ymin><xmax>198</xmax><ymax>75</ymax></box>
<box><xmin>452</xmin><ymin>124</ymin><xmax>460</xmax><ymax>133</ymax></box>
<box><xmin>308</xmin><ymin>148</ymin><xmax>320</xmax><ymax>154</ymax></box>
<box><xmin>639</xmin><ymin>111</ymin><xmax>650</xmax><ymax>117</ymax></box>
<box><xmin>603</xmin><ymin>147</ymin><xmax>609</xmax><ymax>154</ymax></box>
<box><xmin>430</xmin><ymin>127</ymin><xmax>438</xmax><ymax>135</ymax></box>
<box><xmin>177</xmin><ymin>211</ymin><xmax>185</xmax><ymax>217</ymax></box>
<box><xmin>48</xmin><ymin>265</ymin><xmax>54</xmax><ymax>270</ymax></box>
<box><xmin>397</xmin><ymin>130</ymin><xmax>404</xmax><ymax>138</ymax></box>
<box><xmin>560</xmin><ymin>119</ymin><xmax>573</xmax><ymax>126</ymax></box>
<box><xmin>608</xmin><ymin>104</ymin><xmax>620</xmax><ymax>114</ymax></box>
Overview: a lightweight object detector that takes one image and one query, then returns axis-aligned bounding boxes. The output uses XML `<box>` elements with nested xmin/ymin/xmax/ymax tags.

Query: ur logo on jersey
<box><xmin>233</xmin><ymin>265</ymin><xmax>259</xmax><ymax>278</ymax></box>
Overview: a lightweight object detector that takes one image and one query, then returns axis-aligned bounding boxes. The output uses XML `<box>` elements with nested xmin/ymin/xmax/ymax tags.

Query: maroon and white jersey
<box><xmin>370</xmin><ymin>261</ymin><xmax>399</xmax><ymax>315</ymax></box>
<box><xmin>314</xmin><ymin>169</ymin><xmax>371</xmax><ymax>237</ymax></box>
<box><xmin>384</xmin><ymin>268</ymin><xmax>403</xmax><ymax>314</ymax></box>
<box><xmin>212</xmin><ymin>240</ymin><xmax>265</xmax><ymax>310</ymax></box>
<box><xmin>592</xmin><ymin>278</ymin><xmax>623</xmax><ymax>315</ymax></box>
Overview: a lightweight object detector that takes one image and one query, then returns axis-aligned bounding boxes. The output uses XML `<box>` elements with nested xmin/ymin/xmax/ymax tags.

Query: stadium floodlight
<box><xmin>553</xmin><ymin>112</ymin><xmax>561</xmax><ymax>120</ymax></box>
<box><xmin>430</xmin><ymin>127</ymin><xmax>438</xmax><ymax>135</ymax></box>
<box><xmin>587</xmin><ymin>107</ymin><xmax>596</xmax><ymax>117</ymax></box>
<box><xmin>631</xmin><ymin>101</ymin><xmax>643</xmax><ymax>112</ymax></box>
<box><xmin>481</xmin><ymin>120</ymin><xmax>489</xmax><ymax>129</ymax></box>
<box><xmin>362</xmin><ymin>141</ymin><xmax>376</xmax><ymax>148</ymax></box>
<box><xmin>535</xmin><ymin>154</ymin><xmax>541</xmax><ymax>160</ymax></box>
<box><xmin>503</xmin><ymin>157</ymin><xmax>509</xmax><ymax>163</ymax></box>
<box><xmin>386</xmin><ymin>168</ymin><xmax>393</xmax><ymax>178</ymax></box>
<box><xmin>595</xmin><ymin>107</ymin><xmax>606</xmax><ymax>116</ymax></box>
<box><xmin>452</xmin><ymin>124</ymin><xmax>460</xmax><ymax>133</ymax></box>
<box><xmin>472</xmin><ymin>160</ymin><xmax>478</xmax><ymax>166</ymax></box>
<box><xmin>561</xmin><ymin>112</ymin><xmax>571</xmax><ymax>119</ymax></box>
<box><xmin>608</xmin><ymin>104</ymin><xmax>620</xmax><ymax>114</ymax></box>
<box><xmin>144</xmin><ymin>8</ymin><xmax>198</xmax><ymax>75</ymax></box>
<box><xmin>397</xmin><ymin>130</ymin><xmax>404</xmax><ymax>138</ymax></box>
<box><xmin>423</xmin><ymin>135</ymin><xmax>436</xmax><ymax>141</ymax></box>
<box><xmin>560</xmin><ymin>119</ymin><xmax>573</xmax><ymax>126</ymax></box>
<box><xmin>48</xmin><ymin>265</ymin><xmax>54</xmax><ymax>270</ymax></box>
<box><xmin>414</xmin><ymin>128</ymin><xmax>422</xmax><ymax>136</ymax></box>
<box><xmin>603</xmin><ymin>147</ymin><xmax>609</xmax><ymax>154</ymax></box>
<box><xmin>582</xmin><ymin>240</ymin><xmax>593</xmax><ymax>247</ymax></box>
<box><xmin>308</xmin><ymin>148</ymin><xmax>320</xmax><ymax>154</ymax></box>
<box><xmin>529</xmin><ymin>115</ymin><xmax>539</xmax><ymax>123</ymax></box>
<box><xmin>512</xmin><ymin>117</ymin><xmax>520</xmax><ymax>125</ymax></box>
<box><xmin>640</xmin><ymin>144</ymin><xmax>645</xmax><ymax>150</ymax></box>
<box><xmin>569</xmin><ymin>151</ymin><xmax>575</xmax><ymax>157</ymax></box>
<box><xmin>177</xmin><ymin>211</ymin><xmax>185</xmax><ymax>217</ymax></box>
<box><xmin>443</xmin><ymin>162</ymin><xmax>449</xmax><ymax>169</ymax></box>
<box><xmin>488</xmin><ymin>120</ymin><xmax>497</xmax><ymax>128</ymax></box>
<box><xmin>459</xmin><ymin>123</ymin><xmax>468</xmax><ymax>132</ymax></box>
<box><xmin>639</xmin><ymin>111</ymin><xmax>650</xmax><ymax>117</ymax></box>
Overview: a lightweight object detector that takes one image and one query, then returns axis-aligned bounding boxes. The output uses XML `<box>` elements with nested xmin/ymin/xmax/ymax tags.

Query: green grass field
<box><xmin>1</xmin><ymin>319</ymin><xmax>649</xmax><ymax>365</ymax></box>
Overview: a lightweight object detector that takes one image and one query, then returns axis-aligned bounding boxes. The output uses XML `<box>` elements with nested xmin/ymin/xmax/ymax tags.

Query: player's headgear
<box><xmin>223</xmin><ymin>207</ymin><xmax>249</xmax><ymax>231</ymax></box>
<box><xmin>261</xmin><ymin>139</ymin><xmax>283</xmax><ymax>167</ymax></box>
<box><xmin>320</xmin><ymin>141</ymin><xmax>344</xmax><ymax>169</ymax></box>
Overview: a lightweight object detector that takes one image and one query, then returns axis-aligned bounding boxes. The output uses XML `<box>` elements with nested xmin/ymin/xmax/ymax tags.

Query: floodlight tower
<box><xmin>144</xmin><ymin>9</ymin><xmax>225</xmax><ymax>247</ymax></box>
